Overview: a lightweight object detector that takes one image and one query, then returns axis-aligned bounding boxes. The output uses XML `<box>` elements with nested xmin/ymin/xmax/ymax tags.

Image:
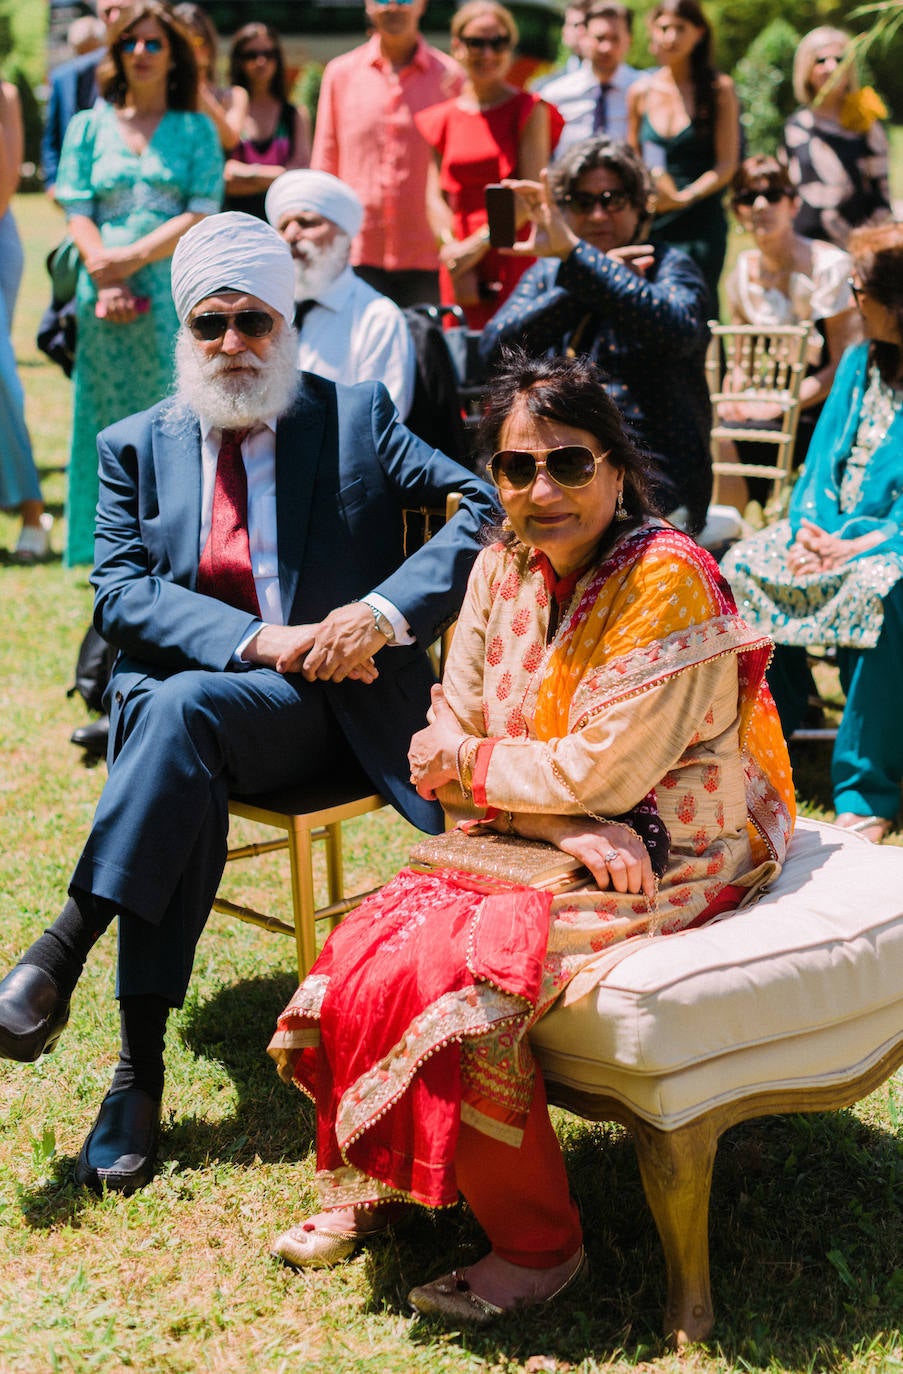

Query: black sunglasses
<box><xmin>188</xmin><ymin>310</ymin><xmax>276</xmax><ymax>341</ymax></box>
<box><xmin>459</xmin><ymin>34</ymin><xmax>512</xmax><ymax>52</ymax></box>
<box><xmin>489</xmin><ymin>445</ymin><xmax>605</xmax><ymax>491</ymax></box>
<box><xmin>241</xmin><ymin>47</ymin><xmax>278</xmax><ymax>61</ymax></box>
<box><xmin>733</xmin><ymin>187</ymin><xmax>788</xmax><ymax>208</ymax></box>
<box><xmin>559</xmin><ymin>188</ymin><xmax>631</xmax><ymax>214</ymax></box>
<box><xmin>121</xmin><ymin>36</ymin><xmax>165</xmax><ymax>54</ymax></box>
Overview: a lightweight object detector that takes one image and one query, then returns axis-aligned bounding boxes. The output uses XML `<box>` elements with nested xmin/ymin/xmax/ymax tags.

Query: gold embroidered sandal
<box><xmin>271</xmin><ymin>1220</ymin><xmax>360</xmax><ymax>1269</ymax></box>
<box><xmin>271</xmin><ymin>1203</ymin><xmax>408</xmax><ymax>1269</ymax></box>
<box><xmin>408</xmin><ymin>1247</ymin><xmax>588</xmax><ymax>1326</ymax></box>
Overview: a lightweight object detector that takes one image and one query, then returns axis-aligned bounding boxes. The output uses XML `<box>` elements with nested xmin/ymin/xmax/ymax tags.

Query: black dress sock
<box><xmin>19</xmin><ymin>890</ymin><xmax>117</xmax><ymax>1000</ymax></box>
<box><xmin>109</xmin><ymin>995</ymin><xmax>169</xmax><ymax>1102</ymax></box>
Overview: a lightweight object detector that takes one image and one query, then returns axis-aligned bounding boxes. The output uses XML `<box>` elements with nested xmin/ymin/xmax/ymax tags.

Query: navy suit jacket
<box><xmin>41</xmin><ymin>50</ymin><xmax>102</xmax><ymax>188</ymax></box>
<box><xmin>91</xmin><ymin>373</ymin><xmax>497</xmax><ymax>832</ymax></box>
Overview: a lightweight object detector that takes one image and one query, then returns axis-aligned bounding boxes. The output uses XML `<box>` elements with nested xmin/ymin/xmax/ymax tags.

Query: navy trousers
<box><xmin>71</xmin><ymin>666</ymin><xmax>353</xmax><ymax>1006</ymax></box>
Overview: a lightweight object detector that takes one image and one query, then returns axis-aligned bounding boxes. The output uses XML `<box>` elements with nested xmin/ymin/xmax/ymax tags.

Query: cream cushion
<box><xmin>532</xmin><ymin>818</ymin><xmax>903</xmax><ymax>1130</ymax></box>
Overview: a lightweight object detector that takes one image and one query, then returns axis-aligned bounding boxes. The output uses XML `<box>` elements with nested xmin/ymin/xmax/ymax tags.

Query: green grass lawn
<box><xmin>0</xmin><ymin>193</ymin><xmax>900</xmax><ymax>1374</ymax></box>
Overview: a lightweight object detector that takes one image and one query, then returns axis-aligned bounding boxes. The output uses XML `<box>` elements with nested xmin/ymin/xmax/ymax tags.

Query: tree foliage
<box><xmin>734</xmin><ymin>18</ymin><xmax>800</xmax><ymax>157</ymax></box>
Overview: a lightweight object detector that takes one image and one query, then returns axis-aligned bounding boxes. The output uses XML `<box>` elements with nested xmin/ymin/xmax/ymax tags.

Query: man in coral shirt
<box><xmin>312</xmin><ymin>0</ymin><xmax>464</xmax><ymax>307</ymax></box>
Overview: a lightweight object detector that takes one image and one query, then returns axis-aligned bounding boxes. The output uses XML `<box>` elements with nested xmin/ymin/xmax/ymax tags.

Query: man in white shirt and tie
<box><xmin>266</xmin><ymin>170</ymin><xmax>416</xmax><ymax>421</ymax></box>
<box><xmin>541</xmin><ymin>3</ymin><xmax>639</xmax><ymax>157</ymax></box>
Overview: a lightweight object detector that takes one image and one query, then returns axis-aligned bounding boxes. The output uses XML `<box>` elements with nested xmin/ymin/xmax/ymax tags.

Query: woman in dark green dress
<box><xmin>627</xmin><ymin>0</ymin><xmax>738</xmax><ymax>314</ymax></box>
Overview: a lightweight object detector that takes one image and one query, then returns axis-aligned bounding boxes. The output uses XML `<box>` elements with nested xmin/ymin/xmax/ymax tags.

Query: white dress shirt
<box><xmin>199</xmin><ymin>417</ymin><xmax>413</xmax><ymax>661</ymax></box>
<box><xmin>296</xmin><ymin>264</ymin><xmax>417</xmax><ymax>420</ymax></box>
<box><xmin>542</xmin><ymin>61</ymin><xmax>640</xmax><ymax>156</ymax></box>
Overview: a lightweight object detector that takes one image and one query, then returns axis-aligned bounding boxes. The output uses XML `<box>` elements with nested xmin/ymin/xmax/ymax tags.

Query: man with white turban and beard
<box><xmin>266</xmin><ymin>169</ymin><xmax>416</xmax><ymax>420</ymax></box>
<box><xmin>0</xmin><ymin>212</ymin><xmax>495</xmax><ymax>1193</ymax></box>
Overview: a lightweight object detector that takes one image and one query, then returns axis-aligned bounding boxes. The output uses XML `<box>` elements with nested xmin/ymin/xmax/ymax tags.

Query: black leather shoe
<box><xmin>0</xmin><ymin>964</ymin><xmax>70</xmax><ymax>1062</ymax></box>
<box><xmin>75</xmin><ymin>1088</ymin><xmax>161</xmax><ymax>1195</ymax></box>
<box><xmin>70</xmin><ymin>716</ymin><xmax>110</xmax><ymax>758</ymax></box>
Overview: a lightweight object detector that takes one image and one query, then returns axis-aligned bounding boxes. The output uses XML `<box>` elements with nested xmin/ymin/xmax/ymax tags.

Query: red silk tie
<box><xmin>196</xmin><ymin>428</ymin><xmax>261</xmax><ymax>616</ymax></box>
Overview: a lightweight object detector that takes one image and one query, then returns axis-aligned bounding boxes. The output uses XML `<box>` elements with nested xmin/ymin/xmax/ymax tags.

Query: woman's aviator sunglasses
<box><xmin>459</xmin><ymin>33</ymin><xmax>512</xmax><ymax>52</ymax></box>
<box><xmin>489</xmin><ymin>445</ymin><xmax>605</xmax><ymax>491</ymax></box>
<box><xmin>733</xmin><ymin>187</ymin><xmax>788</xmax><ymax>207</ymax></box>
<box><xmin>121</xmin><ymin>36</ymin><xmax>165</xmax><ymax>54</ymax></box>
<box><xmin>241</xmin><ymin>48</ymin><xmax>278</xmax><ymax>61</ymax></box>
<box><xmin>188</xmin><ymin>310</ymin><xmax>276</xmax><ymax>341</ymax></box>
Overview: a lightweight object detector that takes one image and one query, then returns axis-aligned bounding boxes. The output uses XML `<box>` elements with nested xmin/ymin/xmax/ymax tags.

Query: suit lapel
<box><xmin>275</xmin><ymin>383</ymin><xmax>325</xmax><ymax>621</ymax></box>
<box><xmin>154</xmin><ymin>405</ymin><xmax>202</xmax><ymax>584</ymax></box>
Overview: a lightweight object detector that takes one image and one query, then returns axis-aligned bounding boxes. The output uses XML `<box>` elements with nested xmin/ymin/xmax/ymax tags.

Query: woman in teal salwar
<box><xmin>55</xmin><ymin>1</ymin><xmax>223</xmax><ymax>567</ymax></box>
<box><xmin>722</xmin><ymin>221</ymin><xmax>903</xmax><ymax>842</ymax></box>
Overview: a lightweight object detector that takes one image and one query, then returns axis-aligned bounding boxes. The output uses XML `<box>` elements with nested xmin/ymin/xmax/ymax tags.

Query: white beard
<box><xmin>173</xmin><ymin>321</ymin><xmax>299</xmax><ymax>429</ymax></box>
<box><xmin>292</xmin><ymin>231</ymin><xmax>350</xmax><ymax>301</ymax></box>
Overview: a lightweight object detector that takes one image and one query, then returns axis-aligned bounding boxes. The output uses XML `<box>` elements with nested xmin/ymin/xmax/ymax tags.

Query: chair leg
<box><xmin>629</xmin><ymin>1113</ymin><xmax>720</xmax><ymax>1345</ymax></box>
<box><xmin>322</xmin><ymin>821</ymin><xmax>344</xmax><ymax>930</ymax></box>
<box><xmin>287</xmin><ymin>820</ymin><xmax>319</xmax><ymax>981</ymax></box>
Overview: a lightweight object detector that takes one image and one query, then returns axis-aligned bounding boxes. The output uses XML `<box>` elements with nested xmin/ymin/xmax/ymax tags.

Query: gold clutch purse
<box><xmin>409</xmin><ymin>827</ymin><xmax>590</xmax><ymax>892</ymax></box>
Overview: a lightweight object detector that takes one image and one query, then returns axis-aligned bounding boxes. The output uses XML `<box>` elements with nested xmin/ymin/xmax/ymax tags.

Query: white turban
<box><xmin>264</xmin><ymin>170</ymin><xmax>363</xmax><ymax>241</ymax></box>
<box><xmin>170</xmin><ymin>212</ymin><xmax>295</xmax><ymax>324</ymax></box>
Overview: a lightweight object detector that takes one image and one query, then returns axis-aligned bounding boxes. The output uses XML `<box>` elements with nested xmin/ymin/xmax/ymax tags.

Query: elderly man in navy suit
<box><xmin>0</xmin><ymin>213</ymin><xmax>495</xmax><ymax>1192</ymax></box>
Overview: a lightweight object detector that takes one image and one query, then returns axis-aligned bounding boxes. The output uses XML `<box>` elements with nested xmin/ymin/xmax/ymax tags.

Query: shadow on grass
<box><xmin>173</xmin><ymin>972</ymin><xmax>315</xmax><ymax>1167</ymax></box>
<box><xmin>355</xmin><ymin>1107</ymin><xmax>901</xmax><ymax>1366</ymax></box>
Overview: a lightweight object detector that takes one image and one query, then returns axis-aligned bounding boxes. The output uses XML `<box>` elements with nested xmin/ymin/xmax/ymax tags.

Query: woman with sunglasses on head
<box><xmin>716</xmin><ymin>154</ymin><xmax>861</xmax><ymax>512</ymax></box>
<box><xmin>224</xmin><ymin>22</ymin><xmax>310</xmax><ymax>221</ymax></box>
<box><xmin>414</xmin><ymin>1</ymin><xmax>564</xmax><ymax>328</ymax></box>
<box><xmin>626</xmin><ymin>0</ymin><xmax>738</xmax><ymax>315</ymax></box>
<box><xmin>267</xmin><ymin>349</ymin><xmax>794</xmax><ymax>1325</ymax></box>
<box><xmin>54</xmin><ymin>0</ymin><xmax>223</xmax><ymax>567</ymax></box>
<box><xmin>722</xmin><ymin>222</ymin><xmax>903</xmax><ymax>844</ymax></box>
<box><xmin>783</xmin><ymin>27</ymin><xmax>892</xmax><ymax>251</ymax></box>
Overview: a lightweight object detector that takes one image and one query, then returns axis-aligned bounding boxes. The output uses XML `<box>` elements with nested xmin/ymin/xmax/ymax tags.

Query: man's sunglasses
<box><xmin>559</xmin><ymin>188</ymin><xmax>631</xmax><ymax>214</ymax></box>
<box><xmin>240</xmin><ymin>48</ymin><xmax>278</xmax><ymax>61</ymax></box>
<box><xmin>733</xmin><ymin>187</ymin><xmax>788</xmax><ymax>207</ymax></box>
<box><xmin>121</xmin><ymin>36</ymin><xmax>165</xmax><ymax>54</ymax></box>
<box><xmin>489</xmin><ymin>445</ymin><xmax>605</xmax><ymax>491</ymax></box>
<box><xmin>188</xmin><ymin>310</ymin><xmax>276</xmax><ymax>341</ymax></box>
<box><xmin>459</xmin><ymin>34</ymin><xmax>512</xmax><ymax>52</ymax></box>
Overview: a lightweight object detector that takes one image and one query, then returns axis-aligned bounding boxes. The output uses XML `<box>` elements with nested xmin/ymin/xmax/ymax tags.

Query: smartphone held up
<box><xmin>485</xmin><ymin>183</ymin><xmax>515</xmax><ymax>248</ymax></box>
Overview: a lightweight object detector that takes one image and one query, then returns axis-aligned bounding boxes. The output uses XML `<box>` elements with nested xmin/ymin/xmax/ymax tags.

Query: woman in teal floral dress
<box><xmin>55</xmin><ymin>0</ymin><xmax>223</xmax><ymax>566</ymax></box>
<box><xmin>722</xmin><ymin>222</ymin><xmax>903</xmax><ymax>842</ymax></box>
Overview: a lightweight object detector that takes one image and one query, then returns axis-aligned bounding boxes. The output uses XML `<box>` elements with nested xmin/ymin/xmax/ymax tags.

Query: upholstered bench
<box><xmin>531</xmin><ymin>818</ymin><xmax>903</xmax><ymax>1344</ymax></box>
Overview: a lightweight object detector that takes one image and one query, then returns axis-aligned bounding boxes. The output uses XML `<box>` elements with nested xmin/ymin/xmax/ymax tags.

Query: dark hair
<box><xmin>731</xmin><ymin>154</ymin><xmax>796</xmax><ymax>206</ymax></box>
<box><xmin>848</xmin><ymin>221</ymin><xmax>903</xmax><ymax>385</ymax></box>
<box><xmin>585</xmin><ymin>3</ymin><xmax>633</xmax><ymax>35</ymax></box>
<box><xmin>229</xmin><ymin>21</ymin><xmax>289</xmax><ymax>100</ymax></box>
<box><xmin>548</xmin><ymin>135</ymin><xmax>652</xmax><ymax>221</ymax></box>
<box><xmin>478</xmin><ymin>348</ymin><xmax>658</xmax><ymax>535</ymax></box>
<box><xmin>172</xmin><ymin>2</ymin><xmax>219</xmax><ymax>71</ymax></box>
<box><xmin>98</xmin><ymin>2</ymin><xmax>199</xmax><ymax>110</ymax></box>
<box><xmin>649</xmin><ymin>0</ymin><xmax>717</xmax><ymax>131</ymax></box>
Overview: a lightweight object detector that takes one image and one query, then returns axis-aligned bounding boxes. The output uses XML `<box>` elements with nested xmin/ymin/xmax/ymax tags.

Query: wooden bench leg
<box><xmin>629</xmin><ymin>1113</ymin><xmax>719</xmax><ymax>1345</ymax></box>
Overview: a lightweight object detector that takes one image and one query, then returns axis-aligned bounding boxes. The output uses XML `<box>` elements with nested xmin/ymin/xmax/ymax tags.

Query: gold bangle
<box><xmin>455</xmin><ymin>737</ymin><xmax>477</xmax><ymax>797</ymax></box>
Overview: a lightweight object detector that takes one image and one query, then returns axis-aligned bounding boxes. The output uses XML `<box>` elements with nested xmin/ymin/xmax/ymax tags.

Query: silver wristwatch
<box><xmin>362</xmin><ymin>601</ymin><xmax>396</xmax><ymax>643</ymax></box>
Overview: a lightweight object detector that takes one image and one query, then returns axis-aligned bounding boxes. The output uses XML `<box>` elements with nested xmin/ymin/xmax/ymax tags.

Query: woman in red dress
<box><xmin>415</xmin><ymin>1</ymin><xmax>563</xmax><ymax>329</ymax></box>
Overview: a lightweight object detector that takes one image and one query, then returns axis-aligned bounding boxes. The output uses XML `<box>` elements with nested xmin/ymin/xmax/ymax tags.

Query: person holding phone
<box><xmin>55</xmin><ymin>0</ymin><xmax>223</xmax><ymax>567</ymax></box>
<box><xmin>479</xmin><ymin>136</ymin><xmax>713</xmax><ymax>534</ymax></box>
<box><xmin>415</xmin><ymin>1</ymin><xmax>564</xmax><ymax>328</ymax></box>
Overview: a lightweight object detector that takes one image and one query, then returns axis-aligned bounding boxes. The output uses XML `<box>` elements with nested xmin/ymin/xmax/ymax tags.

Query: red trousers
<box><xmin>454</xmin><ymin>1072</ymin><xmax>583</xmax><ymax>1267</ymax></box>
